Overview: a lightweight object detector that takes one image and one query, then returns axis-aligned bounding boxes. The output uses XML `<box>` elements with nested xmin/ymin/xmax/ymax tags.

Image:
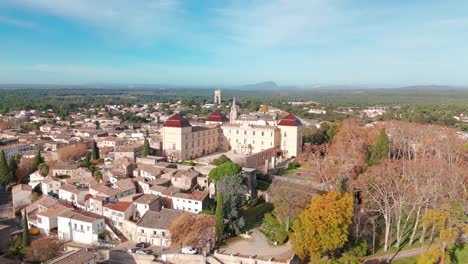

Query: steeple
<box><xmin>230</xmin><ymin>97</ymin><xmax>238</xmax><ymax>123</ymax></box>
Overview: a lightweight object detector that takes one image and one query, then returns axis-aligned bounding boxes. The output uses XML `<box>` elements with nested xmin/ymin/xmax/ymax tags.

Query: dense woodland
<box><xmin>287</xmin><ymin>119</ymin><xmax>468</xmax><ymax>262</ymax></box>
<box><xmin>1</xmin><ymin>87</ymin><xmax>467</xmax><ymax>131</ymax></box>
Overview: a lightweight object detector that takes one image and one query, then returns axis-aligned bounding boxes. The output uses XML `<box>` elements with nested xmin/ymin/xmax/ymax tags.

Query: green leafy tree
<box><xmin>210</xmin><ymin>154</ymin><xmax>232</xmax><ymax>166</ymax></box>
<box><xmin>22</xmin><ymin>210</ymin><xmax>30</xmax><ymax>247</ymax></box>
<box><xmin>366</xmin><ymin>128</ymin><xmax>389</xmax><ymax>165</ymax></box>
<box><xmin>208</xmin><ymin>162</ymin><xmax>241</xmax><ymax>183</ymax></box>
<box><xmin>9</xmin><ymin>235</ymin><xmax>25</xmax><ymax>257</ymax></box>
<box><xmin>217</xmin><ymin>174</ymin><xmax>246</xmax><ymax>234</ymax></box>
<box><xmin>80</xmin><ymin>153</ymin><xmax>91</xmax><ymax>168</ymax></box>
<box><xmin>37</xmin><ymin>163</ymin><xmax>49</xmax><ymax>176</ymax></box>
<box><xmin>290</xmin><ymin>191</ymin><xmax>353</xmax><ymax>259</ymax></box>
<box><xmin>0</xmin><ymin>150</ymin><xmax>11</xmax><ymax>186</ymax></box>
<box><xmin>32</xmin><ymin>150</ymin><xmax>44</xmax><ymax>168</ymax></box>
<box><xmin>215</xmin><ymin>191</ymin><xmax>225</xmax><ymax>239</ymax></box>
<box><xmin>142</xmin><ymin>138</ymin><xmax>150</xmax><ymax>157</ymax></box>
<box><xmin>91</xmin><ymin>141</ymin><xmax>100</xmax><ymax>160</ymax></box>
<box><xmin>93</xmin><ymin>170</ymin><xmax>102</xmax><ymax>181</ymax></box>
<box><xmin>8</xmin><ymin>155</ymin><xmax>18</xmax><ymax>179</ymax></box>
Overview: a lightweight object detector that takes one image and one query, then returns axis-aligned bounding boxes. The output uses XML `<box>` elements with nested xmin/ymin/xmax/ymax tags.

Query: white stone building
<box><xmin>57</xmin><ymin>210</ymin><xmax>106</xmax><ymax>245</ymax></box>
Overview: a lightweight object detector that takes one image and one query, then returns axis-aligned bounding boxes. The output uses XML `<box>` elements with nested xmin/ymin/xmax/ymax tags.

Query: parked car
<box><xmin>126</xmin><ymin>248</ymin><xmax>139</xmax><ymax>253</ymax></box>
<box><xmin>135</xmin><ymin>249</ymin><xmax>153</xmax><ymax>255</ymax></box>
<box><xmin>136</xmin><ymin>242</ymin><xmax>150</xmax><ymax>248</ymax></box>
<box><xmin>181</xmin><ymin>246</ymin><xmax>197</xmax><ymax>254</ymax></box>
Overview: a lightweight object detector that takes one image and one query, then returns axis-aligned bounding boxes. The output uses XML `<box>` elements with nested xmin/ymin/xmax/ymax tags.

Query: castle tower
<box><xmin>214</xmin><ymin>89</ymin><xmax>221</xmax><ymax>104</ymax></box>
<box><xmin>229</xmin><ymin>97</ymin><xmax>238</xmax><ymax>123</ymax></box>
<box><xmin>277</xmin><ymin>113</ymin><xmax>303</xmax><ymax>158</ymax></box>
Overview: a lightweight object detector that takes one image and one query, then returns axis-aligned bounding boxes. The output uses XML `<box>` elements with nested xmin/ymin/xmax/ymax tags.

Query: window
<box><xmin>253</xmin><ymin>131</ymin><xmax>255</xmax><ymax>136</ymax></box>
<box><xmin>244</xmin><ymin>130</ymin><xmax>247</xmax><ymax>135</ymax></box>
<box><xmin>141</xmin><ymin>229</ymin><xmax>145</xmax><ymax>233</ymax></box>
<box><xmin>244</xmin><ymin>138</ymin><xmax>247</xmax><ymax>144</ymax></box>
<box><xmin>74</xmin><ymin>223</ymin><xmax>77</xmax><ymax>229</ymax></box>
<box><xmin>195</xmin><ymin>202</ymin><xmax>199</xmax><ymax>204</ymax></box>
<box><xmin>87</xmin><ymin>226</ymin><xmax>90</xmax><ymax>231</ymax></box>
<box><xmin>38</xmin><ymin>217</ymin><xmax>42</xmax><ymax>224</ymax></box>
<box><xmin>253</xmin><ymin>140</ymin><xmax>255</xmax><ymax>144</ymax></box>
<box><xmin>262</xmin><ymin>132</ymin><xmax>264</xmax><ymax>136</ymax></box>
<box><xmin>81</xmin><ymin>225</ymin><xmax>83</xmax><ymax>231</ymax></box>
<box><xmin>153</xmin><ymin>231</ymin><xmax>157</xmax><ymax>235</ymax></box>
<box><xmin>236</xmin><ymin>130</ymin><xmax>239</xmax><ymax>134</ymax></box>
<box><xmin>172</xmin><ymin>144</ymin><xmax>176</xmax><ymax>150</ymax></box>
<box><xmin>162</xmin><ymin>231</ymin><xmax>166</xmax><ymax>237</ymax></box>
<box><xmin>284</xmin><ymin>132</ymin><xmax>287</xmax><ymax>137</ymax></box>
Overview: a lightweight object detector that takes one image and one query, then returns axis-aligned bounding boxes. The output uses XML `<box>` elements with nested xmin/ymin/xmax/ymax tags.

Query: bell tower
<box><xmin>214</xmin><ymin>88</ymin><xmax>221</xmax><ymax>104</ymax></box>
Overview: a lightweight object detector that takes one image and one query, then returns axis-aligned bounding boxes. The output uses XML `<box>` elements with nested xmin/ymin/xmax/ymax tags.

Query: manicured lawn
<box><xmin>240</xmin><ymin>201</ymin><xmax>274</xmax><ymax>231</ymax></box>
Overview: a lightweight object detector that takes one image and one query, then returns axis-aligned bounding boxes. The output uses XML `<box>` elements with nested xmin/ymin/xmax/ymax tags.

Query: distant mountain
<box><xmin>229</xmin><ymin>81</ymin><xmax>298</xmax><ymax>90</ymax></box>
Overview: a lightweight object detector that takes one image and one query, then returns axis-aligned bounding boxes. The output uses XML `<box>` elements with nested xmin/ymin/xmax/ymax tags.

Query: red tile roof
<box><xmin>163</xmin><ymin>114</ymin><xmax>192</xmax><ymax>128</ymax></box>
<box><xmin>278</xmin><ymin>113</ymin><xmax>302</xmax><ymax>126</ymax></box>
<box><xmin>207</xmin><ymin>111</ymin><xmax>228</xmax><ymax>122</ymax></box>
<box><xmin>104</xmin><ymin>201</ymin><xmax>132</xmax><ymax>212</ymax></box>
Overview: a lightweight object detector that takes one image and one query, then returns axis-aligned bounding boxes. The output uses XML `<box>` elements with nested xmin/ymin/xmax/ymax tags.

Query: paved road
<box><xmin>220</xmin><ymin>228</ymin><xmax>293</xmax><ymax>260</ymax></box>
<box><xmin>364</xmin><ymin>246</ymin><xmax>429</xmax><ymax>263</ymax></box>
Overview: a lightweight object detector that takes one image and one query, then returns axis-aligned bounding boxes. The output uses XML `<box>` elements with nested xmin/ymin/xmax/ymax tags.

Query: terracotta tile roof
<box><xmin>58</xmin><ymin>210</ymin><xmax>104</xmax><ymax>223</ymax></box>
<box><xmin>278</xmin><ymin>113</ymin><xmax>302</xmax><ymax>126</ymax></box>
<box><xmin>12</xmin><ymin>184</ymin><xmax>32</xmax><ymax>193</ymax></box>
<box><xmin>104</xmin><ymin>201</ymin><xmax>132</xmax><ymax>212</ymax></box>
<box><xmin>133</xmin><ymin>194</ymin><xmax>160</xmax><ymax>205</ymax></box>
<box><xmin>137</xmin><ymin>208</ymin><xmax>183</xmax><ymax>230</ymax></box>
<box><xmin>163</xmin><ymin>113</ymin><xmax>192</xmax><ymax>128</ymax></box>
<box><xmin>207</xmin><ymin>111</ymin><xmax>228</xmax><ymax>122</ymax></box>
<box><xmin>45</xmin><ymin>248</ymin><xmax>96</xmax><ymax>264</ymax></box>
<box><xmin>59</xmin><ymin>183</ymin><xmax>84</xmax><ymax>195</ymax></box>
<box><xmin>37</xmin><ymin>203</ymin><xmax>72</xmax><ymax>218</ymax></box>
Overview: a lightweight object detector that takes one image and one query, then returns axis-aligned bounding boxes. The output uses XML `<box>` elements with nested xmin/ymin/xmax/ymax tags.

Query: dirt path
<box><xmin>364</xmin><ymin>246</ymin><xmax>429</xmax><ymax>263</ymax></box>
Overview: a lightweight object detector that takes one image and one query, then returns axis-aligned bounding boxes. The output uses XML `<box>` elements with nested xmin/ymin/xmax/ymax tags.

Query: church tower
<box><xmin>229</xmin><ymin>97</ymin><xmax>238</xmax><ymax>123</ymax></box>
<box><xmin>214</xmin><ymin>89</ymin><xmax>221</xmax><ymax>104</ymax></box>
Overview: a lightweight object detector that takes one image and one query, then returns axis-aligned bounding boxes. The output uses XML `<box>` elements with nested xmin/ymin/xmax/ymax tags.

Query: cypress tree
<box><xmin>91</xmin><ymin>141</ymin><xmax>100</xmax><ymax>160</ymax></box>
<box><xmin>142</xmin><ymin>139</ymin><xmax>150</xmax><ymax>157</ymax></box>
<box><xmin>215</xmin><ymin>191</ymin><xmax>225</xmax><ymax>240</ymax></box>
<box><xmin>368</xmin><ymin>128</ymin><xmax>389</xmax><ymax>165</ymax></box>
<box><xmin>0</xmin><ymin>150</ymin><xmax>10</xmax><ymax>186</ymax></box>
<box><xmin>8</xmin><ymin>155</ymin><xmax>18</xmax><ymax>182</ymax></box>
<box><xmin>33</xmin><ymin>150</ymin><xmax>44</xmax><ymax>168</ymax></box>
<box><xmin>22</xmin><ymin>210</ymin><xmax>30</xmax><ymax>247</ymax></box>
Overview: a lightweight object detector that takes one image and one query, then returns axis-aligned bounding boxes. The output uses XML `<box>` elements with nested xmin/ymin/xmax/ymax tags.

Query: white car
<box><xmin>181</xmin><ymin>246</ymin><xmax>198</xmax><ymax>254</ymax></box>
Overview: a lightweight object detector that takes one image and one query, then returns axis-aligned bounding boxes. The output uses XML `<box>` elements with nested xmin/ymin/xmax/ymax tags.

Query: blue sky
<box><xmin>0</xmin><ymin>0</ymin><xmax>467</xmax><ymax>87</ymax></box>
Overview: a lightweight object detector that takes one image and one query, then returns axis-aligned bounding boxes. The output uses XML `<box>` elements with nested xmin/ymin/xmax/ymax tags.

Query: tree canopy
<box><xmin>142</xmin><ymin>138</ymin><xmax>150</xmax><ymax>157</ymax></box>
<box><xmin>208</xmin><ymin>162</ymin><xmax>241</xmax><ymax>183</ymax></box>
<box><xmin>217</xmin><ymin>174</ymin><xmax>246</xmax><ymax>235</ymax></box>
<box><xmin>210</xmin><ymin>154</ymin><xmax>232</xmax><ymax>166</ymax></box>
<box><xmin>290</xmin><ymin>191</ymin><xmax>353</xmax><ymax>259</ymax></box>
<box><xmin>169</xmin><ymin>213</ymin><xmax>216</xmax><ymax>249</ymax></box>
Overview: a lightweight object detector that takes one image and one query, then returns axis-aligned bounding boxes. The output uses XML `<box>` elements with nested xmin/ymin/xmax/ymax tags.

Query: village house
<box><xmin>103</xmin><ymin>201</ymin><xmax>133</xmax><ymax>229</ymax></box>
<box><xmin>29</xmin><ymin>170</ymin><xmax>46</xmax><ymax>189</ymax></box>
<box><xmin>36</xmin><ymin>203</ymin><xmax>73</xmax><ymax>236</ymax></box>
<box><xmin>58</xmin><ymin>183</ymin><xmax>89</xmax><ymax>207</ymax></box>
<box><xmin>57</xmin><ymin>210</ymin><xmax>106</xmax><ymax>245</ymax></box>
<box><xmin>133</xmin><ymin>194</ymin><xmax>162</xmax><ymax>219</ymax></box>
<box><xmin>12</xmin><ymin>184</ymin><xmax>32</xmax><ymax>209</ymax></box>
<box><xmin>114</xmin><ymin>144</ymin><xmax>143</xmax><ymax>162</ymax></box>
<box><xmin>172</xmin><ymin>190</ymin><xmax>209</xmax><ymax>213</ymax></box>
<box><xmin>41</xmin><ymin>175</ymin><xmax>63</xmax><ymax>195</ymax></box>
<box><xmin>136</xmin><ymin>208</ymin><xmax>184</xmax><ymax>246</ymax></box>
<box><xmin>45</xmin><ymin>248</ymin><xmax>97</xmax><ymax>264</ymax></box>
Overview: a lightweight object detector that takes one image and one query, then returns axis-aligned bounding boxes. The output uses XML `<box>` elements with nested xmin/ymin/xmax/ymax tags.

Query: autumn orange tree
<box><xmin>290</xmin><ymin>191</ymin><xmax>353</xmax><ymax>259</ymax></box>
<box><xmin>169</xmin><ymin>213</ymin><xmax>216</xmax><ymax>250</ymax></box>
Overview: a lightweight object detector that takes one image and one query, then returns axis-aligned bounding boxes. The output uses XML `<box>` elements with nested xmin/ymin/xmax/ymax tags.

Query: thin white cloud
<box><xmin>211</xmin><ymin>0</ymin><xmax>340</xmax><ymax>48</ymax></box>
<box><xmin>3</xmin><ymin>0</ymin><xmax>182</xmax><ymax>41</ymax></box>
<box><xmin>0</xmin><ymin>15</ymin><xmax>38</xmax><ymax>29</ymax></box>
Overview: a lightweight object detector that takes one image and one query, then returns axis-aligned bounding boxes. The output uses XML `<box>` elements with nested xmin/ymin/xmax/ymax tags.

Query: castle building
<box><xmin>214</xmin><ymin>89</ymin><xmax>221</xmax><ymax>104</ymax></box>
<box><xmin>161</xmin><ymin>98</ymin><xmax>303</xmax><ymax>166</ymax></box>
<box><xmin>161</xmin><ymin>114</ymin><xmax>220</xmax><ymax>161</ymax></box>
